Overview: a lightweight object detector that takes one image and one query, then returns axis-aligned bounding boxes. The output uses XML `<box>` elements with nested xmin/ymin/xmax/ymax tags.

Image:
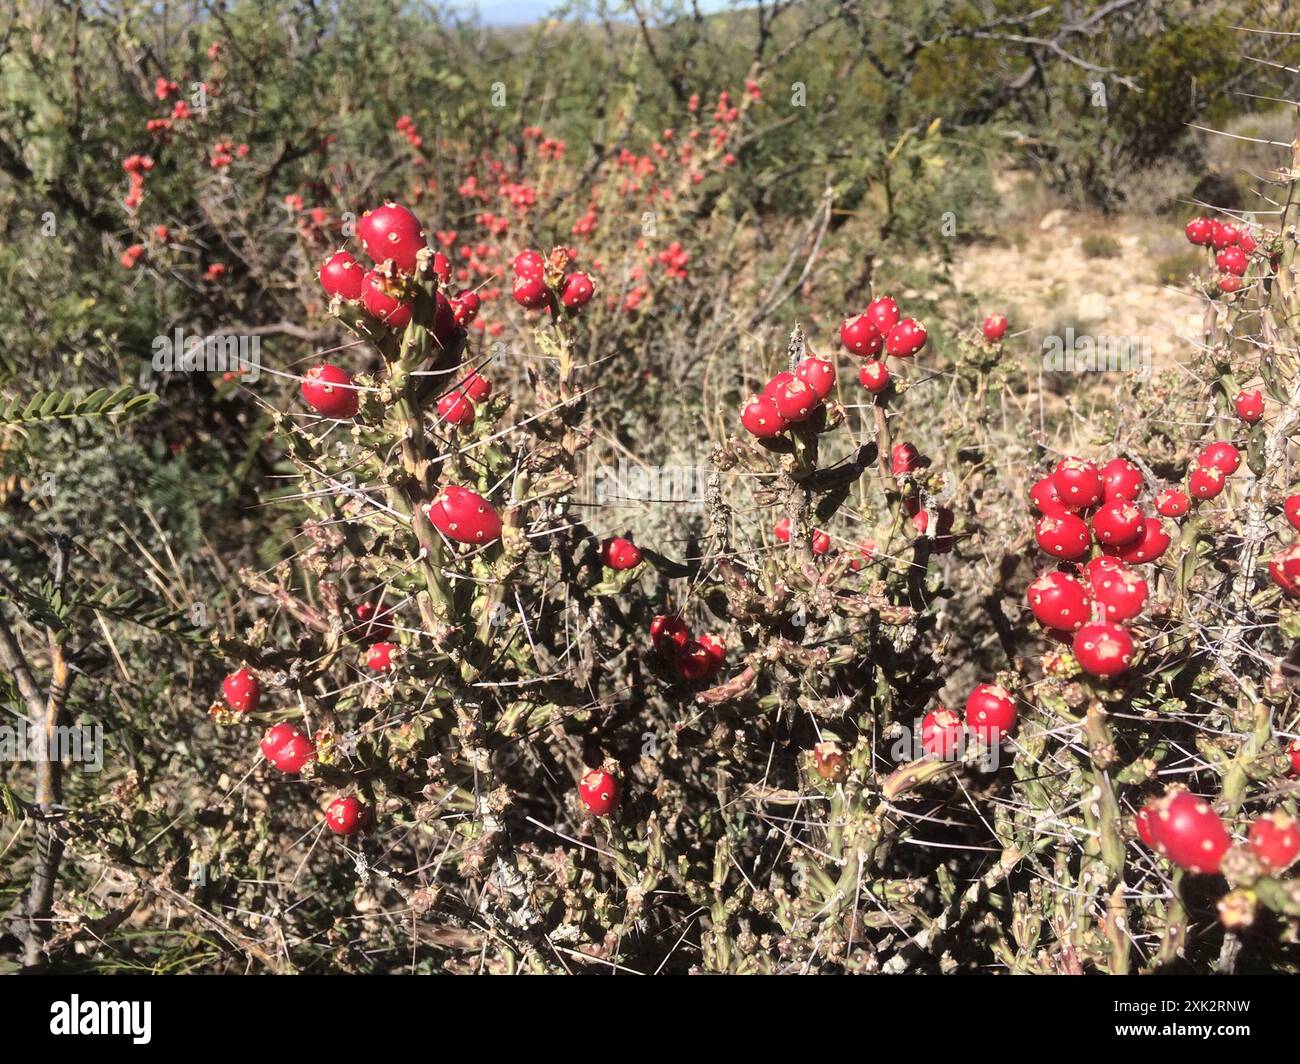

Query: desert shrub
<box><xmin>3</xmin><ymin>0</ymin><xmax>1300</xmax><ymax>977</ymax></box>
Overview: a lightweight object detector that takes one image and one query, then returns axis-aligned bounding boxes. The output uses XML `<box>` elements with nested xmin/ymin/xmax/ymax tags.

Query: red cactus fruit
<box><xmin>1027</xmin><ymin>570</ymin><xmax>1091</xmax><ymax>632</ymax></box>
<box><xmin>427</xmin><ymin>486</ymin><xmax>502</xmax><ymax>545</ymax></box>
<box><xmin>1072</xmin><ymin>622</ymin><xmax>1136</xmax><ymax>677</ymax></box>
<box><xmin>1051</xmin><ymin>458</ymin><xmax>1103</xmax><ymax>511</ymax></box>
<box><xmin>964</xmin><ymin>683</ymin><xmax>1017</xmax><ymax>742</ymax></box>
<box><xmin>301</xmin><ymin>363</ymin><xmax>360</xmax><ymax>418</ymax></box>
<box><xmin>1034</xmin><ymin>512</ymin><xmax>1091</xmax><ymax>560</ymax></box>
<box><xmin>1249</xmin><ymin>811</ymin><xmax>1299</xmax><ymax>872</ymax></box>
<box><xmin>222</xmin><ymin>668</ymin><xmax>261</xmax><ymax>713</ymax></box>
<box><xmin>325</xmin><ymin>796</ymin><xmax>368</xmax><ymax>836</ymax></box>
<box><xmin>1147</xmin><ymin>790</ymin><xmax>1230</xmax><ymax>874</ymax></box>
<box><xmin>578</xmin><ymin>768</ymin><xmax>620</xmax><ymax>816</ymax></box>
<box><xmin>600</xmin><ymin>536</ymin><xmax>643</xmax><ymax>570</ymax></box>
<box><xmin>1100</xmin><ymin>457</ymin><xmax>1143</xmax><ymax>502</ymax></box>
<box><xmin>920</xmin><ymin>707</ymin><xmax>963</xmax><ymax>759</ymax></box>
<box><xmin>260</xmin><ymin>722</ymin><xmax>315</xmax><ymax>775</ymax></box>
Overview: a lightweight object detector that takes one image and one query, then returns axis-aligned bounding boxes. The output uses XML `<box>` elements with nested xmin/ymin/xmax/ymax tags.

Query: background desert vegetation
<box><xmin>2</xmin><ymin>0</ymin><xmax>1300</xmax><ymax>974</ymax></box>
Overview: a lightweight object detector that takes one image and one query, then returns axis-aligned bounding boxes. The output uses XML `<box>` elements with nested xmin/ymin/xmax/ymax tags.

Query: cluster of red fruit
<box><xmin>316</xmin><ymin>201</ymin><xmax>474</xmax><ymax>336</ymax></box>
<box><xmin>650</xmin><ymin>614</ymin><xmax>727</xmax><ymax>683</ymax></box>
<box><xmin>772</xmin><ymin>515</ymin><xmax>874</xmax><ymax>569</ymax></box>
<box><xmin>1027</xmin><ymin>456</ymin><xmax>1168</xmax><ymax>677</ymax></box>
<box><xmin>1136</xmin><ymin>789</ymin><xmax>1298</xmax><ymax>878</ymax></box>
<box><xmin>216</xmin><ymin>668</ymin><xmax>365</xmax><ymax>836</ymax></box>
<box><xmin>918</xmin><ymin>683</ymin><xmax>1018</xmax><ymax>759</ymax></box>
<box><xmin>739</xmin><ymin>354</ymin><xmax>836</xmax><ymax>438</ymax></box>
<box><xmin>510</xmin><ymin>247</ymin><xmax>595</xmax><ymax>311</ymax></box>
<box><xmin>1184</xmin><ymin>215</ymin><xmax>1260</xmax><ymax>291</ymax></box>
<box><xmin>395</xmin><ymin>113</ymin><xmax>424</xmax><ymax>151</ymax></box>
<box><xmin>120</xmin><ymin>153</ymin><xmax>155</xmax><ymax>212</ymax></box>
<box><xmin>840</xmin><ymin>296</ymin><xmax>927</xmax><ymax>397</ymax></box>
<box><xmin>209</xmin><ymin>139</ymin><xmax>249</xmax><ymax>169</ymax></box>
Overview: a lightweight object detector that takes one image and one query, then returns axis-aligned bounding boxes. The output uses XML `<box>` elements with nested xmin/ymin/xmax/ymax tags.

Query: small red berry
<box><xmin>1197</xmin><ymin>441</ymin><xmax>1240</xmax><ymax>475</ymax></box>
<box><xmin>1051</xmin><ymin>458</ymin><xmax>1103</xmax><ymax>510</ymax></box>
<box><xmin>794</xmin><ymin>357</ymin><xmax>836</xmax><ymax>402</ymax></box>
<box><xmin>740</xmin><ymin>394</ymin><xmax>788</xmax><ymax>438</ymax></box>
<box><xmin>366</xmin><ymin>641</ymin><xmax>399</xmax><ymax>671</ymax></box>
<box><xmin>320</xmin><ymin>250</ymin><xmax>365</xmax><ymax>301</ymax></box>
<box><xmin>600</xmin><ymin>536</ymin><xmax>643</xmax><ymax>570</ymax></box>
<box><xmin>675</xmin><ymin>640</ymin><xmax>718</xmax><ymax>681</ymax></box>
<box><xmin>1027</xmin><ymin>570</ymin><xmax>1090</xmax><ymax>632</ymax></box>
<box><xmin>361</xmin><ymin>270</ymin><xmax>413</xmax><ymax>329</ymax></box>
<box><xmin>1282</xmin><ymin>494</ymin><xmax>1300</xmax><ymax>531</ymax></box>
<box><xmin>762</xmin><ymin>371</ymin><xmax>794</xmax><ymax>402</ymax></box>
<box><xmin>431</xmin><ymin>251</ymin><xmax>452</xmax><ymax>284</ymax></box>
<box><xmin>1289</xmin><ymin>738</ymin><xmax>1300</xmax><ymax>774</ymax></box>
<box><xmin>357</xmin><ymin>202</ymin><xmax>426</xmax><ymax>274</ymax></box>
<box><xmin>1034</xmin><ymin>512</ymin><xmax>1091</xmax><ymax>560</ymax></box>
<box><xmin>774</xmin><ymin>516</ymin><xmax>792</xmax><ymax>543</ymax></box>
<box><xmin>428</xmin><ymin>486</ymin><xmax>502</xmax><ymax>545</ymax></box>
<box><xmin>920</xmin><ymin>707</ymin><xmax>963</xmax><ymax>759</ymax></box>
<box><xmin>865</xmin><ymin>296</ymin><xmax>900</xmax><ymax>335</ymax></box>
<box><xmin>578</xmin><ymin>768</ymin><xmax>620</xmax><ymax>816</ymax></box>
<box><xmin>1102</xmin><ymin>516</ymin><xmax>1170</xmax><ymax>565</ymax></box>
<box><xmin>858</xmin><ymin>360</ymin><xmax>889</xmax><ymax>393</ymax></box>
<box><xmin>1090</xmin><ymin>500</ymin><xmax>1144</xmax><ymax>547</ymax></box>
<box><xmin>885</xmin><ymin>318</ymin><xmax>927</xmax><ymax>358</ymax></box>
<box><xmin>1211</xmin><ymin>221</ymin><xmax>1239</xmax><ymax>250</ymax></box>
<box><xmin>1147</xmin><ymin>790</ymin><xmax>1230</xmax><ymax>874</ymax></box>
<box><xmin>1072</xmin><ymin>622</ymin><xmax>1136</xmax><ymax>677</ymax></box>
<box><xmin>847</xmin><ymin>539</ymin><xmax>876</xmax><ymax>571</ymax></box>
<box><xmin>260</xmin><ymin>722</ymin><xmax>315</xmax><ymax>775</ymax></box>
<box><xmin>964</xmin><ymin>683</ymin><xmax>1016</xmax><ymax>742</ymax></box>
<box><xmin>650</xmin><ymin>614</ymin><xmax>690</xmax><ymax>654</ymax></box>
<box><xmin>1136</xmin><ymin>802</ymin><xmax>1158</xmax><ymax>847</ymax></box>
<box><xmin>772</xmin><ymin>377</ymin><xmax>820</xmax><ymax>422</ymax></box>
<box><xmin>981</xmin><ymin>314</ymin><xmax>1008</xmax><ymax>342</ymax></box>
<box><xmin>839</xmin><ymin>313</ymin><xmax>883</xmax><ymax>357</ymax></box>
<box><xmin>512</xmin><ymin>272</ymin><xmax>551</xmax><ymax>309</ymax></box>
<box><xmin>1235</xmin><ymin>389</ymin><xmax>1264</xmax><ymax>424</ymax></box>
<box><xmin>811</xmin><ymin>529</ymin><xmax>832</xmax><ymax>555</ymax></box>
<box><xmin>222</xmin><ymin>668</ymin><xmax>261</xmax><ymax>713</ymax></box>
<box><xmin>1215</xmin><ymin>246</ymin><xmax>1248</xmax><ymax>276</ymax></box>
<box><xmin>1030</xmin><ymin>475</ymin><xmax>1068</xmax><ymax>517</ymax></box>
<box><xmin>1100</xmin><ymin>457</ymin><xmax>1143</xmax><ymax>502</ymax></box>
<box><xmin>904</xmin><ymin>498</ymin><xmax>954</xmax><ymax>539</ymax></box>
<box><xmin>350</xmin><ymin>602</ymin><xmax>395</xmax><ymax>642</ymax></box>
<box><xmin>1184</xmin><ymin>217</ymin><xmax>1213</xmax><ymax>246</ymax></box>
<box><xmin>451</xmin><ymin>291</ymin><xmax>482</xmax><ymax>327</ymax></box>
<box><xmin>560</xmin><ymin>271</ymin><xmax>595</xmax><ymax>309</ymax></box>
<box><xmin>463</xmin><ymin>371</ymin><xmax>491</xmax><ymax>402</ymax></box>
<box><xmin>1218</xmin><ymin>274</ymin><xmax>1243</xmax><ymax>294</ymax></box>
<box><xmin>325</xmin><ymin>796</ymin><xmax>368</xmax><ymax>836</ymax></box>
<box><xmin>1268</xmin><ymin>544</ymin><xmax>1300</xmax><ymax>596</ymax></box>
<box><xmin>1154</xmin><ymin>488</ymin><xmax>1189</xmax><ymax>518</ymax></box>
<box><xmin>1086</xmin><ymin>558</ymin><xmax>1149</xmax><ymax>622</ymax></box>
<box><xmin>1188</xmin><ymin>464</ymin><xmax>1226</xmax><ymax>501</ymax></box>
<box><xmin>698</xmin><ymin>633</ymin><xmax>726</xmax><ymax>669</ymax></box>
<box><xmin>512</xmin><ymin>248</ymin><xmax>545</xmax><ymax>278</ymax></box>
<box><xmin>436</xmin><ymin>390</ymin><xmax>475</xmax><ymax>429</ymax></box>
<box><xmin>1249</xmin><ymin>811</ymin><xmax>1299</xmax><ymax>872</ymax></box>
<box><xmin>301</xmin><ymin>363</ymin><xmax>359</xmax><ymax>418</ymax></box>
<box><xmin>891</xmin><ymin>442</ymin><xmax>920</xmax><ymax>476</ymax></box>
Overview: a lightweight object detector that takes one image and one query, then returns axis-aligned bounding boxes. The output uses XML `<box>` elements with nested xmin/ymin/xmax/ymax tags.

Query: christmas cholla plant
<box><xmin>206</xmin><ymin>139</ymin><xmax>1300</xmax><ymax>972</ymax></box>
